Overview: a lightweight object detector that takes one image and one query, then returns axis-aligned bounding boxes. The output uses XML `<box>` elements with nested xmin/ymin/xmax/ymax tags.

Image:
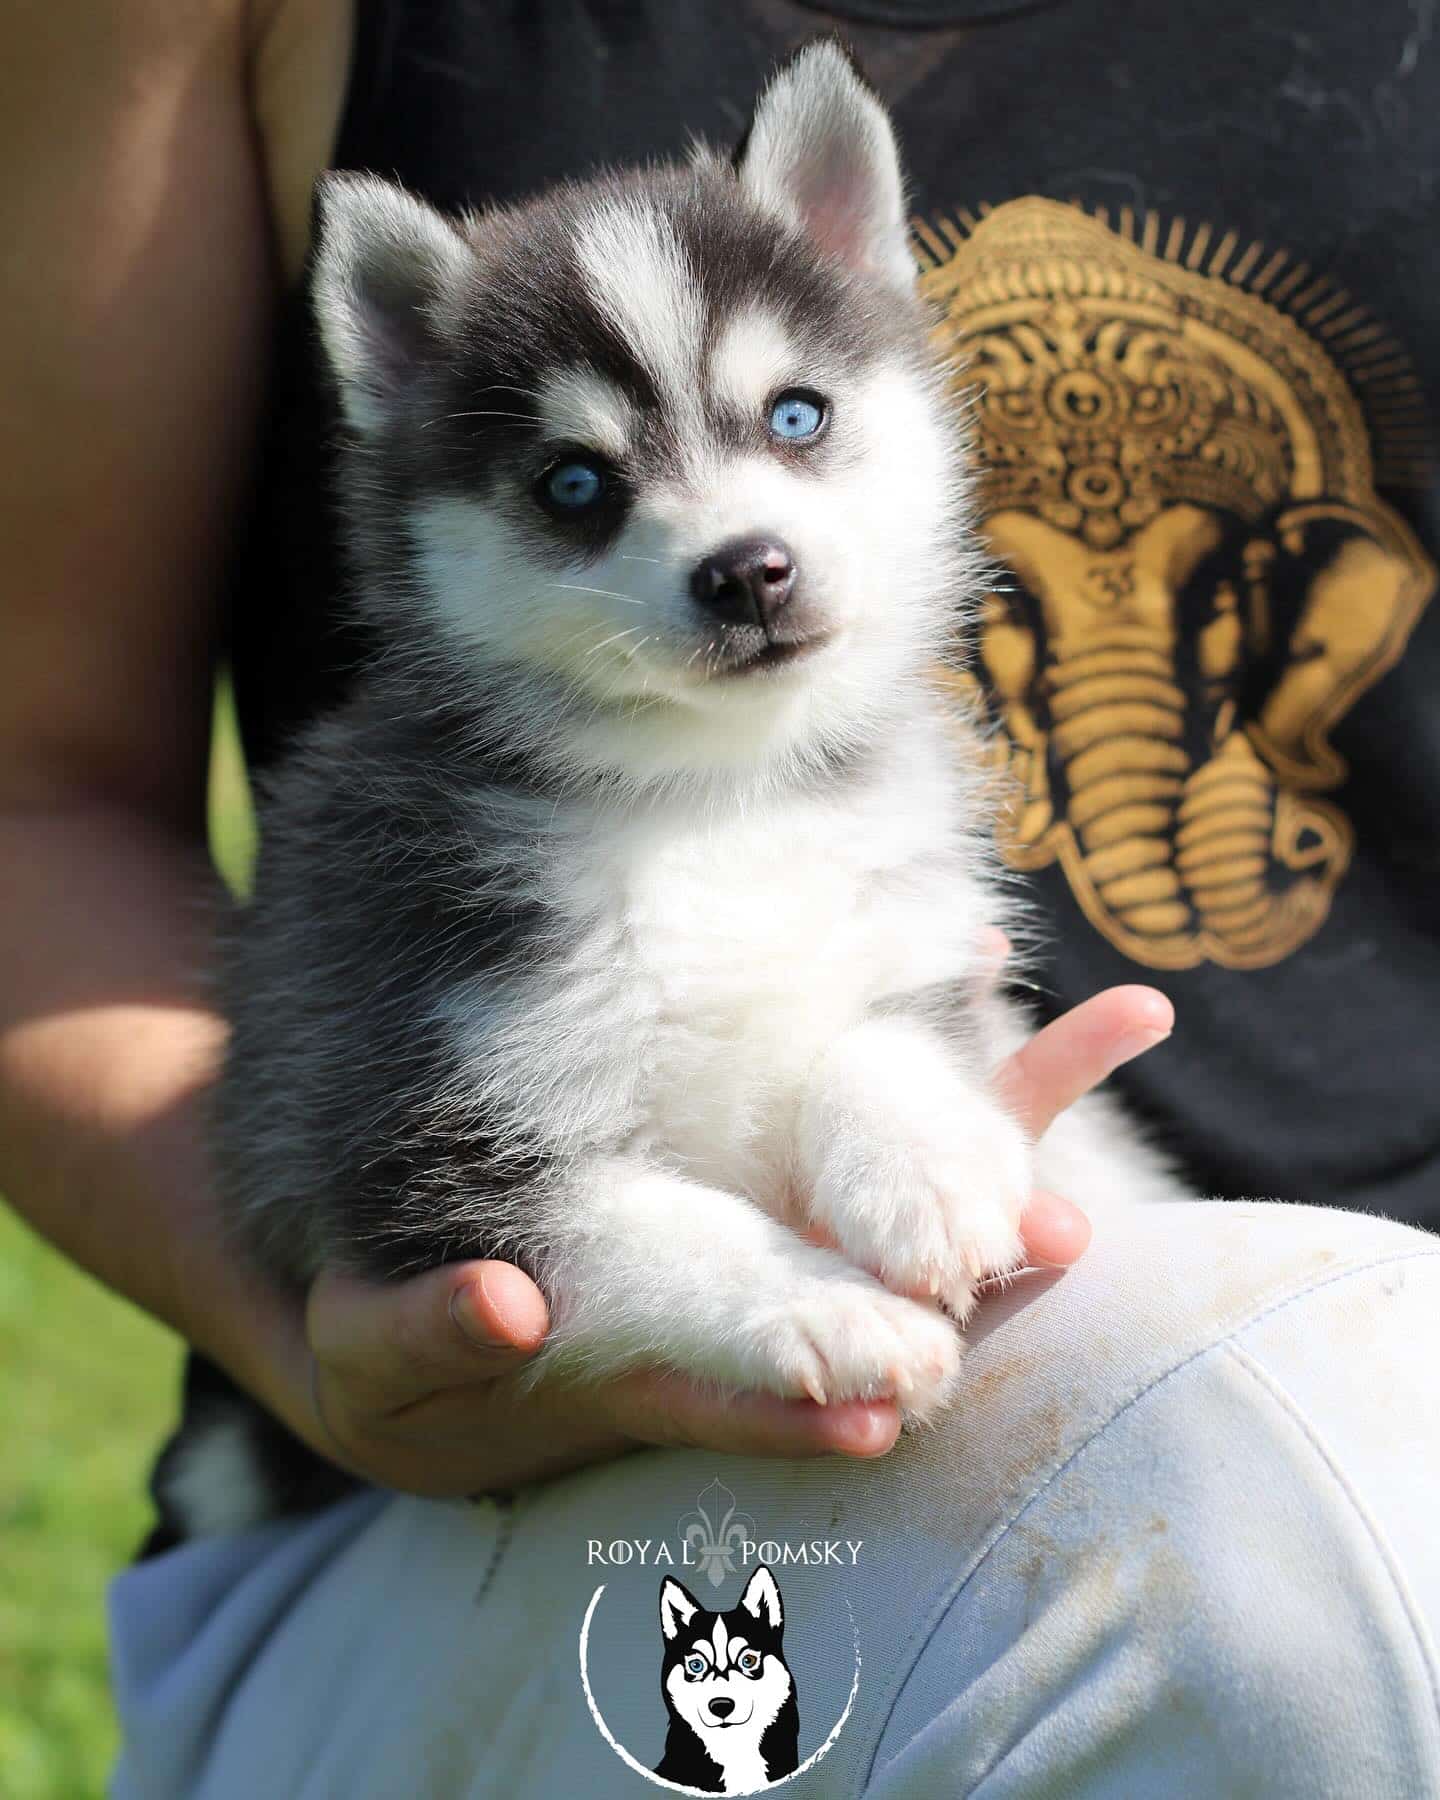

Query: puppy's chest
<box><xmin>548</xmin><ymin>799</ymin><xmax>974</xmax><ymax>1168</ymax></box>
<box><xmin>625</xmin><ymin>828</ymin><xmax>870</xmax><ymax>1022</ymax></box>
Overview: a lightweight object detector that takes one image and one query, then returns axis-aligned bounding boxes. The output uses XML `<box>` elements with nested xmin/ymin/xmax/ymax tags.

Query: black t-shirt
<box><xmin>231</xmin><ymin>0</ymin><xmax>1440</xmax><ymax>1223</ymax></box>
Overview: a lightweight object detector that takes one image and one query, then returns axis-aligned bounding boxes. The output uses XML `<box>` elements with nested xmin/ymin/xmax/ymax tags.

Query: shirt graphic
<box><xmin>917</xmin><ymin>198</ymin><xmax>1435</xmax><ymax>969</ymax></box>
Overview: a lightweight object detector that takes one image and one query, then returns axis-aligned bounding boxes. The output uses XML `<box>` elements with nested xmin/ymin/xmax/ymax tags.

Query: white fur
<box><xmin>799</xmin><ymin>1017</ymin><xmax>1030</xmax><ymax>1320</ymax></box>
<box><xmin>536</xmin><ymin>367</ymin><xmax>636</xmax><ymax>461</ymax></box>
<box><xmin>709</xmin><ymin>309</ymin><xmax>799</xmax><ymax>415</ymax></box>
<box><xmin>409</xmin><ymin>358</ymin><xmax>965</xmax><ymax>784</ymax></box>
<box><xmin>574</xmin><ymin>199</ymin><xmax>705</xmax><ymax>413</ymax></box>
<box><xmin>160</xmin><ymin>1415</ymin><xmax>270</xmax><ymax>1539</ymax></box>
<box><xmin>432</xmin><ymin>719</ymin><xmax>1002</xmax><ymax>1411</ymax></box>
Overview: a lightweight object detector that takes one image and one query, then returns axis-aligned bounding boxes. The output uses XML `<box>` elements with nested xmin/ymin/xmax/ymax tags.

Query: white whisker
<box><xmin>549</xmin><ymin>583</ymin><xmax>648</xmax><ymax>607</ymax></box>
<box><xmin>582</xmin><ymin>627</ymin><xmax>646</xmax><ymax>662</ymax></box>
<box><xmin>420</xmin><ymin>409</ymin><xmax>543</xmax><ymax>431</ymax></box>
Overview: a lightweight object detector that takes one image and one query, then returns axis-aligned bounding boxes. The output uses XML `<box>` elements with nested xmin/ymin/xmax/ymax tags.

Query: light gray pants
<box><xmin>110</xmin><ymin>1202</ymin><xmax>1440</xmax><ymax>1797</ymax></box>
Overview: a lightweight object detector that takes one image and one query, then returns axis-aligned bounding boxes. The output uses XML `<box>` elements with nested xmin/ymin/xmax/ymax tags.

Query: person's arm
<box><xmin>0</xmin><ymin>0</ymin><xmax>290</xmax><ymax>1380</ymax></box>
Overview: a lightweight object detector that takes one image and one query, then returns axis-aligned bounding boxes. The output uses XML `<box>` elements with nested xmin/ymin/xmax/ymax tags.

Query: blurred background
<box><xmin>0</xmin><ymin>688</ymin><xmax>255</xmax><ymax>1797</ymax></box>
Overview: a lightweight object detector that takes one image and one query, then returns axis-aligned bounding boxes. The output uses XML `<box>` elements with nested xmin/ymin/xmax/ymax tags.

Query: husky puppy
<box><xmin>165</xmin><ymin>40</ymin><xmax>1181</xmax><ymax>1538</ymax></box>
<box><xmin>656</xmin><ymin>1568</ymin><xmax>799</xmax><ymax>1794</ymax></box>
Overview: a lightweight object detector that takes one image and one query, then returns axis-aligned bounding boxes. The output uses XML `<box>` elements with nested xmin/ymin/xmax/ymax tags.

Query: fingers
<box><xmin>1017</xmin><ymin>1188</ymin><xmax>1092</xmax><ymax>1267</ymax></box>
<box><xmin>306</xmin><ymin>1258</ymin><xmax>549</xmax><ymax>1408</ymax></box>
<box><xmin>452</xmin><ymin>1261</ymin><xmax>550</xmax><ymax>1356</ymax></box>
<box><xmin>312</xmin><ymin>1364</ymin><xmax>902</xmax><ymax>1498</ymax></box>
<box><xmin>304</xmin><ymin>1254</ymin><xmax>900</xmax><ymax>1495</ymax></box>
<box><xmin>602</xmin><ymin>1372</ymin><xmax>901</xmax><ymax>1460</ymax></box>
<box><xmin>998</xmin><ymin>984</ymin><xmax>1173</xmax><ymax>1140</ymax></box>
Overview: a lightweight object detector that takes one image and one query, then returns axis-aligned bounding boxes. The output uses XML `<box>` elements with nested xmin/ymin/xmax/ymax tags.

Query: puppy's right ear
<box><xmin>736</xmin><ymin>38</ymin><xmax>913</xmax><ymax>293</ymax></box>
<box><xmin>659</xmin><ymin>1578</ymin><xmax>701</xmax><ymax>1641</ymax></box>
<box><xmin>312</xmin><ymin>174</ymin><xmax>473</xmax><ymax>433</ymax></box>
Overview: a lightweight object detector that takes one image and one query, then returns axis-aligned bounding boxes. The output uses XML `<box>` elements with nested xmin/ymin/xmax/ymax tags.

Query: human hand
<box><xmin>295</xmin><ymin>978</ymin><xmax>1172</xmax><ymax>1495</ymax></box>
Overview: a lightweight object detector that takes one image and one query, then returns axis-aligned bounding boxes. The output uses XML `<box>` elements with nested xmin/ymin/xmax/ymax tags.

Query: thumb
<box><xmin>306</xmin><ymin>1259</ymin><xmax>550</xmax><ymax>1404</ymax></box>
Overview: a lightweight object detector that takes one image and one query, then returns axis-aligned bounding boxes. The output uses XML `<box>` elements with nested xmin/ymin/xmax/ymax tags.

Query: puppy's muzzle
<box><xmin>691</xmin><ymin>538</ymin><xmax>797</xmax><ymax>631</ymax></box>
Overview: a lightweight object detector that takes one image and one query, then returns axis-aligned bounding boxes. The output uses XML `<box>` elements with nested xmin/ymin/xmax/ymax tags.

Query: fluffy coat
<box><xmin>168</xmin><ymin>41</ymin><xmax>1182</xmax><ymax>1537</ymax></box>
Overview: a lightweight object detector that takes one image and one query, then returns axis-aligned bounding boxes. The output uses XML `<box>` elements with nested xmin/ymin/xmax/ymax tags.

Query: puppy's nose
<box><xmin>708</xmin><ymin>1697</ymin><xmax>736</xmax><ymax>1720</ymax></box>
<box><xmin>690</xmin><ymin>538</ymin><xmax>797</xmax><ymax>629</ymax></box>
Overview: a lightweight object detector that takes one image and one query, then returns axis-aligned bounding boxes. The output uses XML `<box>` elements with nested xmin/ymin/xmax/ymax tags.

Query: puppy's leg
<box><xmin>533</xmin><ymin>1160</ymin><xmax>961</xmax><ymax>1414</ymax></box>
<box><xmin>797</xmin><ymin>1017</ymin><xmax>1030</xmax><ymax>1321</ymax></box>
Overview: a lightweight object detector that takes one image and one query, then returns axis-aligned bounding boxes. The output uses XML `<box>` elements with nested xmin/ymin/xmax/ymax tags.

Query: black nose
<box><xmin>690</xmin><ymin>538</ymin><xmax>797</xmax><ymax>629</ymax></box>
<box><xmin>709</xmin><ymin>1697</ymin><xmax>736</xmax><ymax>1720</ymax></box>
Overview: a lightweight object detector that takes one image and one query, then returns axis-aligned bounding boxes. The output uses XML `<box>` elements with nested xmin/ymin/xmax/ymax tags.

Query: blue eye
<box><xmin>543</xmin><ymin>460</ymin><xmax>605</xmax><ymax>510</ymax></box>
<box><xmin>769</xmin><ymin>390</ymin><xmax>826</xmax><ymax>440</ymax></box>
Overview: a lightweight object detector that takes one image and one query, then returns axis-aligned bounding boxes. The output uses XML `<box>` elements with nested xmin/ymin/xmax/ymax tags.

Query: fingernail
<box><xmin>449</xmin><ymin>1278</ymin><xmax>519</xmax><ymax>1351</ymax></box>
<box><xmin>827</xmin><ymin>1401</ymin><xmax>902</xmax><ymax>1459</ymax></box>
<box><xmin>1106</xmin><ymin>1024</ymin><xmax>1171</xmax><ymax>1075</ymax></box>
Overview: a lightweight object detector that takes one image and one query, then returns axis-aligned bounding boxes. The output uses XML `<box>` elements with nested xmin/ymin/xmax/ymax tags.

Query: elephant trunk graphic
<box><xmin>976</xmin><ymin>505</ymin><xmax>1368</xmax><ymax>970</ymax></box>
<box><xmin>1175</xmin><ymin>736</ymin><xmax>1296</xmax><ymax>958</ymax></box>
<box><xmin>1036</xmin><ymin>623</ymin><xmax>1297</xmax><ymax>963</ymax></box>
<box><xmin>1046</xmin><ymin>625</ymin><xmax>1190</xmax><ymax>945</ymax></box>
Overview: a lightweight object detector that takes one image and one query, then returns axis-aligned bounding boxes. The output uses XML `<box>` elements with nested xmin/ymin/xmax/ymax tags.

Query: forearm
<box><xmin>0</xmin><ymin>802</ymin><xmax>307</xmax><ymax>1426</ymax></box>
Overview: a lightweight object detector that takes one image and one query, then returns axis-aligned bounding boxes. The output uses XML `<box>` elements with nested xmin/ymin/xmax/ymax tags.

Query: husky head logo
<box><xmin>655</xmin><ymin>1566</ymin><xmax>799</xmax><ymax>1794</ymax></box>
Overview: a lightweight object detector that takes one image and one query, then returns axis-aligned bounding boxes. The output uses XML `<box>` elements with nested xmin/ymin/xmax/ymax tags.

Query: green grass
<box><xmin>0</xmin><ymin>681</ymin><xmax>256</xmax><ymax>1797</ymax></box>
<box><xmin>0</xmin><ymin>1211</ymin><xmax>181</xmax><ymax>1796</ymax></box>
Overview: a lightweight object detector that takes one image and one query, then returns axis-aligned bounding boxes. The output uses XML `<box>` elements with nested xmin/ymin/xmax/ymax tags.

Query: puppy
<box><xmin>163</xmin><ymin>40</ymin><xmax>1181</xmax><ymax>1539</ymax></box>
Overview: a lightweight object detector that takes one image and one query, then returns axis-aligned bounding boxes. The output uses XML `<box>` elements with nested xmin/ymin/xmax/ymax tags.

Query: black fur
<box><xmin>214</xmin><ymin>679</ymin><xmax>565</xmax><ymax>1287</ymax></box>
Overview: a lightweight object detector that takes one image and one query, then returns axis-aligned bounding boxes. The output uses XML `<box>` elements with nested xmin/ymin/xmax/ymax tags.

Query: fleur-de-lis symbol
<box><xmin>678</xmin><ymin>1481</ymin><xmax>757</xmax><ymax>1589</ymax></box>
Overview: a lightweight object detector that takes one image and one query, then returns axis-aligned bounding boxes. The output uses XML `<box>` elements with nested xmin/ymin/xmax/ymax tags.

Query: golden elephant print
<box><xmin>917</xmin><ymin>198</ymin><xmax>1436</xmax><ymax>971</ymax></box>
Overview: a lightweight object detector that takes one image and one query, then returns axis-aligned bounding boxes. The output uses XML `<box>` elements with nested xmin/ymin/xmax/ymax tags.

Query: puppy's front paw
<box><xmin>806</xmin><ymin>1081</ymin><xmax>1030</xmax><ymax>1322</ymax></box>
<box><xmin>735</xmin><ymin>1275</ymin><xmax>962</xmax><ymax>1419</ymax></box>
<box><xmin>526</xmin><ymin>1164</ymin><xmax>963</xmax><ymax>1419</ymax></box>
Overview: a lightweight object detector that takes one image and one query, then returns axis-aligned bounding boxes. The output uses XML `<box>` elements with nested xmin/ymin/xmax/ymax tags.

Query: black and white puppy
<box><xmin>656</xmin><ymin>1569</ymin><xmax>798</xmax><ymax>1794</ymax></box>
<box><xmin>164</xmin><ymin>41</ymin><xmax>1180</xmax><ymax>1537</ymax></box>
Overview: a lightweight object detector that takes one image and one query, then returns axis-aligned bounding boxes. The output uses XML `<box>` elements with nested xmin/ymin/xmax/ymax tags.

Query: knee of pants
<box><xmin>871</xmin><ymin>1206</ymin><xmax>1440</xmax><ymax>1796</ymax></box>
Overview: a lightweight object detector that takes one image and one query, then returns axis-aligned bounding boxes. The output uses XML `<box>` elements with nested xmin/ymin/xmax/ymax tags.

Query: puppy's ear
<box><xmin>312</xmin><ymin>173</ymin><xmax>473</xmax><ymax>433</ymax></box>
<box><xmin>735</xmin><ymin>38</ymin><xmax>913</xmax><ymax>293</ymax></box>
<box><xmin>739</xmin><ymin>1564</ymin><xmax>783</xmax><ymax>1633</ymax></box>
<box><xmin>660</xmin><ymin>1578</ymin><xmax>702</xmax><ymax>1641</ymax></box>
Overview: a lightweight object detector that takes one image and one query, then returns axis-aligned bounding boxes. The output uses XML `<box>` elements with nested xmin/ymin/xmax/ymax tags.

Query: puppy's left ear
<box><xmin>739</xmin><ymin>1564</ymin><xmax>784</xmax><ymax>1633</ymax></box>
<box><xmin>736</xmin><ymin>38</ymin><xmax>914</xmax><ymax>293</ymax></box>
